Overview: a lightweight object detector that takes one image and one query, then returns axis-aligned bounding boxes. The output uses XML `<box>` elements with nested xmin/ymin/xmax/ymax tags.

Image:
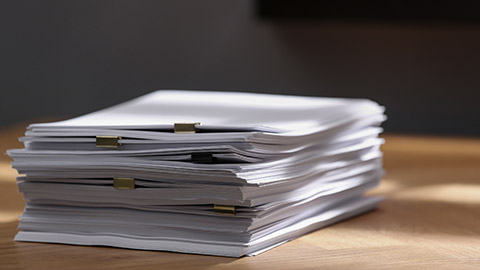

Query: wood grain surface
<box><xmin>1</xmin><ymin>123</ymin><xmax>479</xmax><ymax>269</ymax></box>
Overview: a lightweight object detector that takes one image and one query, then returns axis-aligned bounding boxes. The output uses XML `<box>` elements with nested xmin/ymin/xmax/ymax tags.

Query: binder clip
<box><xmin>174</xmin><ymin>122</ymin><xmax>200</xmax><ymax>134</ymax></box>
<box><xmin>113</xmin><ymin>177</ymin><xmax>135</xmax><ymax>190</ymax></box>
<box><xmin>96</xmin><ymin>136</ymin><xmax>121</xmax><ymax>148</ymax></box>
<box><xmin>214</xmin><ymin>205</ymin><xmax>236</xmax><ymax>216</ymax></box>
<box><xmin>191</xmin><ymin>153</ymin><xmax>216</xmax><ymax>164</ymax></box>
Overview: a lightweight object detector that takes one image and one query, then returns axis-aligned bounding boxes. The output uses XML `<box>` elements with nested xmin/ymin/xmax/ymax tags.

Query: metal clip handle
<box><xmin>113</xmin><ymin>177</ymin><xmax>135</xmax><ymax>189</ymax></box>
<box><xmin>96</xmin><ymin>136</ymin><xmax>121</xmax><ymax>148</ymax></box>
<box><xmin>214</xmin><ymin>205</ymin><xmax>236</xmax><ymax>215</ymax></box>
<box><xmin>174</xmin><ymin>123</ymin><xmax>200</xmax><ymax>134</ymax></box>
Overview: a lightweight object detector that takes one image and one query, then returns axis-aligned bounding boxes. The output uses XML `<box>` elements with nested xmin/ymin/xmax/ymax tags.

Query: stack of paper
<box><xmin>8</xmin><ymin>90</ymin><xmax>386</xmax><ymax>257</ymax></box>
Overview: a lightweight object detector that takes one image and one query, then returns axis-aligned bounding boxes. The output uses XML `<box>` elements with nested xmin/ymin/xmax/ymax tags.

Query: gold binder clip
<box><xmin>174</xmin><ymin>122</ymin><xmax>200</xmax><ymax>134</ymax></box>
<box><xmin>113</xmin><ymin>177</ymin><xmax>135</xmax><ymax>190</ymax></box>
<box><xmin>214</xmin><ymin>205</ymin><xmax>236</xmax><ymax>216</ymax></box>
<box><xmin>96</xmin><ymin>136</ymin><xmax>121</xmax><ymax>148</ymax></box>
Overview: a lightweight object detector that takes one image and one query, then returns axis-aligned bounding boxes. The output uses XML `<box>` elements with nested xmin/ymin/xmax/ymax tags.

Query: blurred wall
<box><xmin>1</xmin><ymin>0</ymin><xmax>479</xmax><ymax>135</ymax></box>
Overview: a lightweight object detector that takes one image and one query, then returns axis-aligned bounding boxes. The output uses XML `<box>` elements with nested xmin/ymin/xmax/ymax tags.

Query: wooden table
<box><xmin>1</xmin><ymin>124</ymin><xmax>479</xmax><ymax>269</ymax></box>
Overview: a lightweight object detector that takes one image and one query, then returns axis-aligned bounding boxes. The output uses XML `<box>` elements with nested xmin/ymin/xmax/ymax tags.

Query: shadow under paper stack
<box><xmin>8</xmin><ymin>90</ymin><xmax>386</xmax><ymax>257</ymax></box>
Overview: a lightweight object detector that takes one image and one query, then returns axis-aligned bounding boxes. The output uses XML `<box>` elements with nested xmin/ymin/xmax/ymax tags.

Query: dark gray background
<box><xmin>1</xmin><ymin>0</ymin><xmax>479</xmax><ymax>135</ymax></box>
